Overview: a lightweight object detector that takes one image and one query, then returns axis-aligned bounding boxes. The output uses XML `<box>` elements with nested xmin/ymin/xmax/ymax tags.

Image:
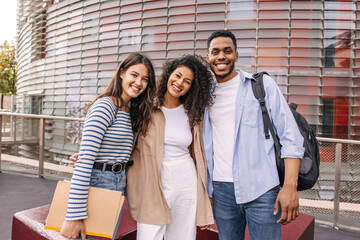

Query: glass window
<box><xmin>142</xmin><ymin>25</ymin><xmax>167</xmax><ymax>34</ymax></box>
<box><xmin>197</xmin><ymin>22</ymin><xmax>223</xmax><ymax>31</ymax></box>
<box><xmin>81</xmin><ymin>64</ymin><xmax>98</xmax><ymax>72</ymax></box>
<box><xmin>120</xmin><ymin>3</ymin><xmax>142</xmax><ymax>13</ymax></box>
<box><xmin>197</xmin><ymin>3</ymin><xmax>225</xmax><ymax>13</ymax></box>
<box><xmin>291</xmin><ymin>29</ymin><xmax>322</xmax><ymax>39</ymax></box>
<box><xmin>120</xmin><ymin>12</ymin><xmax>142</xmax><ymax>22</ymax></box>
<box><xmin>291</xmin><ymin>20</ymin><xmax>322</xmax><ymax>29</ymax></box>
<box><xmin>289</xmin><ymin>86</ymin><xmax>320</xmax><ymax>96</ymax></box>
<box><xmin>142</xmin><ymin>42</ymin><xmax>166</xmax><ymax>51</ymax></box>
<box><xmin>100</xmin><ymin>39</ymin><xmax>119</xmax><ymax>48</ymax></box>
<box><xmin>83</xmin><ymin>4</ymin><xmax>100</xmax><ymax>14</ymax></box>
<box><xmin>120</xmin><ymin>44</ymin><xmax>141</xmax><ymax>52</ymax></box>
<box><xmin>101</xmin><ymin>7</ymin><xmax>120</xmax><ymax>17</ymax></box>
<box><xmin>69</xmin><ymin>15</ymin><xmax>83</xmax><ymax>25</ymax></box>
<box><xmin>98</xmin><ymin>63</ymin><xmax>118</xmax><ymax>71</ymax></box>
<box><xmin>169</xmin><ymin>6</ymin><xmax>195</xmax><ymax>15</ymax></box>
<box><xmin>259</xmin><ymin>1</ymin><xmax>289</xmax><ymax>10</ymax></box>
<box><xmin>100</xmin><ymin>31</ymin><xmax>119</xmax><ymax>40</ymax></box>
<box><xmin>290</xmin><ymin>39</ymin><xmax>322</xmax><ymax>48</ymax></box>
<box><xmin>82</xmin><ymin>42</ymin><xmax>99</xmax><ymax>50</ymax></box>
<box><xmin>168</xmin><ymin>41</ymin><xmax>194</xmax><ymax>50</ymax></box>
<box><xmin>99</xmin><ymin>47</ymin><xmax>118</xmax><ymax>55</ymax></box>
<box><xmin>83</xmin><ymin>11</ymin><xmax>100</xmax><ymax>21</ymax></box>
<box><xmin>258</xmin><ymin>48</ymin><xmax>288</xmax><ymax>57</ymax></box>
<box><xmin>82</xmin><ymin>49</ymin><xmax>99</xmax><ymax>57</ymax></box>
<box><xmin>169</xmin><ymin>15</ymin><xmax>195</xmax><ymax>24</ymax></box>
<box><xmin>101</xmin><ymin>23</ymin><xmax>120</xmax><ymax>32</ymax></box>
<box><xmin>258</xmin><ymin>29</ymin><xmax>289</xmax><ymax>38</ymax></box>
<box><xmin>142</xmin><ymin>34</ymin><xmax>167</xmax><ymax>44</ymax></box>
<box><xmin>258</xmin><ymin>20</ymin><xmax>289</xmax><ymax>29</ymax></box>
<box><xmin>66</xmin><ymin>80</ymin><xmax>81</xmax><ymax>87</ymax></box>
<box><xmin>290</xmin><ymin>58</ymin><xmax>322</xmax><ymax>67</ymax></box>
<box><xmin>169</xmin><ymin>0</ymin><xmax>195</xmax><ymax>7</ymax></box>
<box><xmin>81</xmin><ymin>57</ymin><xmax>98</xmax><ymax>65</ymax></box>
<box><xmin>102</xmin><ymin>0</ymin><xmax>121</xmax><ymax>9</ymax></box>
<box><xmin>144</xmin><ymin>1</ymin><xmax>167</xmax><ymax>10</ymax></box>
<box><xmin>100</xmin><ymin>15</ymin><xmax>120</xmax><ymax>25</ymax></box>
<box><xmin>99</xmin><ymin>55</ymin><xmax>118</xmax><ymax>63</ymax></box>
<box><xmin>258</xmin><ymin>39</ymin><xmax>288</xmax><ymax>47</ymax></box>
<box><xmin>168</xmin><ymin>49</ymin><xmax>194</xmax><ymax>58</ymax></box>
<box><xmin>289</xmin><ymin>76</ymin><xmax>320</xmax><ymax>87</ymax></box>
<box><xmin>169</xmin><ymin>23</ymin><xmax>195</xmax><ymax>32</ymax></box>
<box><xmin>291</xmin><ymin>11</ymin><xmax>322</xmax><ymax>20</ymax></box>
<box><xmin>143</xmin><ymin>17</ymin><xmax>167</xmax><ymax>26</ymax></box>
<box><xmin>292</xmin><ymin>1</ymin><xmax>322</xmax><ymax>10</ymax></box>
<box><xmin>257</xmin><ymin>57</ymin><xmax>288</xmax><ymax>67</ymax></box>
<box><xmin>259</xmin><ymin>10</ymin><xmax>289</xmax><ymax>19</ymax></box>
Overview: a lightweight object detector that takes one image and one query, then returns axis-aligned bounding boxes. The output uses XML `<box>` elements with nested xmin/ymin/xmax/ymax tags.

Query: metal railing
<box><xmin>1</xmin><ymin>112</ymin><xmax>360</xmax><ymax>232</ymax></box>
<box><xmin>0</xmin><ymin>112</ymin><xmax>84</xmax><ymax>177</ymax></box>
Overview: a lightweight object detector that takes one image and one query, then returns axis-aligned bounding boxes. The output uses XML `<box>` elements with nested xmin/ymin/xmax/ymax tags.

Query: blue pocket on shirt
<box><xmin>242</xmin><ymin>99</ymin><xmax>261</xmax><ymax>128</ymax></box>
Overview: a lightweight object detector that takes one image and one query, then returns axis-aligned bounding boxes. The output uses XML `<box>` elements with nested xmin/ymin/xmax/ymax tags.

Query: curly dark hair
<box><xmin>88</xmin><ymin>52</ymin><xmax>156</xmax><ymax>136</ymax></box>
<box><xmin>207</xmin><ymin>30</ymin><xmax>237</xmax><ymax>50</ymax></box>
<box><xmin>156</xmin><ymin>54</ymin><xmax>214</xmax><ymax>126</ymax></box>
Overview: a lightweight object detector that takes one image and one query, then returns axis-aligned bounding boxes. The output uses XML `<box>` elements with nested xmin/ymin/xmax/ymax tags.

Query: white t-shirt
<box><xmin>209</xmin><ymin>73</ymin><xmax>241</xmax><ymax>182</ymax></box>
<box><xmin>162</xmin><ymin>105</ymin><xmax>192</xmax><ymax>159</ymax></box>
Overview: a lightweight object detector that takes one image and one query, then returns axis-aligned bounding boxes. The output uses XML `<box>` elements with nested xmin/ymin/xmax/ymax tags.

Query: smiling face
<box><xmin>166</xmin><ymin>66</ymin><xmax>194</xmax><ymax>100</ymax></box>
<box><xmin>207</xmin><ymin>36</ymin><xmax>239</xmax><ymax>83</ymax></box>
<box><xmin>120</xmin><ymin>63</ymin><xmax>149</xmax><ymax>102</ymax></box>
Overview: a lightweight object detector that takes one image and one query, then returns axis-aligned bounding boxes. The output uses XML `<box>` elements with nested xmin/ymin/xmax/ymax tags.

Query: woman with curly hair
<box><xmin>126</xmin><ymin>54</ymin><xmax>214</xmax><ymax>240</ymax></box>
<box><xmin>61</xmin><ymin>52</ymin><xmax>156</xmax><ymax>240</ymax></box>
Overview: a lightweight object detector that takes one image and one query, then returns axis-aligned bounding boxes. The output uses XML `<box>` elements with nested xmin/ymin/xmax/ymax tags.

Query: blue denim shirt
<box><xmin>203</xmin><ymin>70</ymin><xmax>305</xmax><ymax>204</ymax></box>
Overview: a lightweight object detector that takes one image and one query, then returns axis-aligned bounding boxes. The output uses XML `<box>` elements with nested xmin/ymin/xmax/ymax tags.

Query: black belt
<box><xmin>93</xmin><ymin>161</ymin><xmax>133</xmax><ymax>174</ymax></box>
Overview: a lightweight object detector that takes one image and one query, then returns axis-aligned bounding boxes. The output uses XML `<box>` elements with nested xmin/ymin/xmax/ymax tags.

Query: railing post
<box><xmin>13</xmin><ymin>116</ymin><xmax>17</xmax><ymax>154</ymax></box>
<box><xmin>0</xmin><ymin>114</ymin><xmax>2</xmax><ymax>173</ymax></box>
<box><xmin>38</xmin><ymin>118</ymin><xmax>45</xmax><ymax>178</ymax></box>
<box><xmin>333</xmin><ymin>142</ymin><xmax>342</xmax><ymax>230</ymax></box>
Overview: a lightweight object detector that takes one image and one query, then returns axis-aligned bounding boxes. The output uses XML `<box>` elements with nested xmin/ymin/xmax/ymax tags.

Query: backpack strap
<box><xmin>251</xmin><ymin>72</ymin><xmax>271</xmax><ymax>139</ymax></box>
<box><xmin>251</xmin><ymin>72</ymin><xmax>281</xmax><ymax>150</ymax></box>
<box><xmin>290</xmin><ymin>102</ymin><xmax>298</xmax><ymax>111</ymax></box>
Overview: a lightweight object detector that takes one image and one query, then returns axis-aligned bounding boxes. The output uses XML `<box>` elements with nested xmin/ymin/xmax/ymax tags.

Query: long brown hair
<box><xmin>89</xmin><ymin>52</ymin><xmax>156</xmax><ymax>136</ymax></box>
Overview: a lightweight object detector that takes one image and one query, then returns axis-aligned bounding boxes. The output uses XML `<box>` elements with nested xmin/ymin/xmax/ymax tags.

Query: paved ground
<box><xmin>1</xmin><ymin>163</ymin><xmax>360</xmax><ymax>240</ymax></box>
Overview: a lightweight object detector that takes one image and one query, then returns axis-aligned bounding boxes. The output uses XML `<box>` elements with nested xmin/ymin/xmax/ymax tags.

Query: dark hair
<box><xmin>89</xmin><ymin>52</ymin><xmax>156</xmax><ymax>136</ymax></box>
<box><xmin>207</xmin><ymin>30</ymin><xmax>237</xmax><ymax>51</ymax></box>
<box><xmin>156</xmin><ymin>54</ymin><xmax>214</xmax><ymax>126</ymax></box>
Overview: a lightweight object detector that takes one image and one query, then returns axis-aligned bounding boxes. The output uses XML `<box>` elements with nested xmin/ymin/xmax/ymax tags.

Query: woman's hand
<box><xmin>69</xmin><ymin>153</ymin><xmax>79</xmax><ymax>168</ymax></box>
<box><xmin>199</xmin><ymin>225</ymin><xmax>210</xmax><ymax>230</ymax></box>
<box><xmin>60</xmin><ymin>220</ymin><xmax>86</xmax><ymax>240</ymax></box>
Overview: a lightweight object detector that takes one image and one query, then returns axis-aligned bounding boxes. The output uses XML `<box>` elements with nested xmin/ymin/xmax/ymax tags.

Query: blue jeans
<box><xmin>213</xmin><ymin>182</ymin><xmax>281</xmax><ymax>240</ymax></box>
<box><xmin>73</xmin><ymin>168</ymin><xmax>126</xmax><ymax>240</ymax></box>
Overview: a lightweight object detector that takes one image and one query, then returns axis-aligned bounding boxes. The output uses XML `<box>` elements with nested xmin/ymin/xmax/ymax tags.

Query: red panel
<box><xmin>12</xmin><ymin>202</ymin><xmax>314</xmax><ymax>240</ymax></box>
<box><xmin>334</xmin><ymin>98</ymin><xmax>349</xmax><ymax>139</ymax></box>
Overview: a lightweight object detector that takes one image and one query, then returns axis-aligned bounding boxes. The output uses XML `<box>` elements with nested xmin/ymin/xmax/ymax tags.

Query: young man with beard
<box><xmin>202</xmin><ymin>30</ymin><xmax>305</xmax><ymax>240</ymax></box>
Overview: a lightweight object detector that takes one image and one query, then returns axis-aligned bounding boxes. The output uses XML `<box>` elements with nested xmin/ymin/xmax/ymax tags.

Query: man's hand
<box><xmin>273</xmin><ymin>158</ymin><xmax>300</xmax><ymax>225</ymax></box>
<box><xmin>274</xmin><ymin>185</ymin><xmax>299</xmax><ymax>225</ymax></box>
<box><xmin>69</xmin><ymin>152</ymin><xmax>79</xmax><ymax>168</ymax></box>
<box><xmin>60</xmin><ymin>220</ymin><xmax>86</xmax><ymax>240</ymax></box>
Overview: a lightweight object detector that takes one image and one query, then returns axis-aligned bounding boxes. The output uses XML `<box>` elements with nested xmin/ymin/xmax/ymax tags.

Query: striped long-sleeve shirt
<box><xmin>65</xmin><ymin>96</ymin><xmax>133</xmax><ymax>220</ymax></box>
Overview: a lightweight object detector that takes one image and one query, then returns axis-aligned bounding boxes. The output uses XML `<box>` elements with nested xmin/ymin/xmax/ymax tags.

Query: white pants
<box><xmin>137</xmin><ymin>153</ymin><xmax>198</xmax><ymax>240</ymax></box>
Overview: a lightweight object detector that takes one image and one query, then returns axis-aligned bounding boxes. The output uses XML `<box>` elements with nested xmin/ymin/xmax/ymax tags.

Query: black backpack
<box><xmin>251</xmin><ymin>71</ymin><xmax>320</xmax><ymax>191</ymax></box>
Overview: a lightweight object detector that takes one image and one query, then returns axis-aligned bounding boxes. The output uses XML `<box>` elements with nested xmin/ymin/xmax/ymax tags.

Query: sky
<box><xmin>0</xmin><ymin>0</ymin><xmax>17</xmax><ymax>45</ymax></box>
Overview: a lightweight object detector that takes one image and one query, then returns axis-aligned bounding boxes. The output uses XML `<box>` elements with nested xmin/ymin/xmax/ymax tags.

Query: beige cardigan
<box><xmin>126</xmin><ymin>109</ymin><xmax>214</xmax><ymax>226</ymax></box>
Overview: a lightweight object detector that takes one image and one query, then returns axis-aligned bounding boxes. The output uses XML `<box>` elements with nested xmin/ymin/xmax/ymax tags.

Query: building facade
<box><xmin>16</xmin><ymin>0</ymin><xmax>358</xmax><ymax>161</ymax></box>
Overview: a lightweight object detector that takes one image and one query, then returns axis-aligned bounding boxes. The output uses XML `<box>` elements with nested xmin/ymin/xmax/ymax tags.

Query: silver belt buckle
<box><xmin>111</xmin><ymin>163</ymin><xmax>123</xmax><ymax>173</ymax></box>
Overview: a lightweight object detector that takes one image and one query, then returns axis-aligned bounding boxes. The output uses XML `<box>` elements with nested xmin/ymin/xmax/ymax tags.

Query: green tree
<box><xmin>0</xmin><ymin>41</ymin><xmax>17</xmax><ymax>109</ymax></box>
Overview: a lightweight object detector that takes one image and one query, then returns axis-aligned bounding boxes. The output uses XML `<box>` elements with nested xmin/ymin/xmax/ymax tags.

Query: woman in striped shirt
<box><xmin>60</xmin><ymin>52</ymin><xmax>156</xmax><ymax>240</ymax></box>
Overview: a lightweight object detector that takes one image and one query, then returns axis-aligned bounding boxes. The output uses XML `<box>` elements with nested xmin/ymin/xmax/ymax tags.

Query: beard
<box><xmin>211</xmin><ymin>61</ymin><xmax>235</xmax><ymax>80</ymax></box>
